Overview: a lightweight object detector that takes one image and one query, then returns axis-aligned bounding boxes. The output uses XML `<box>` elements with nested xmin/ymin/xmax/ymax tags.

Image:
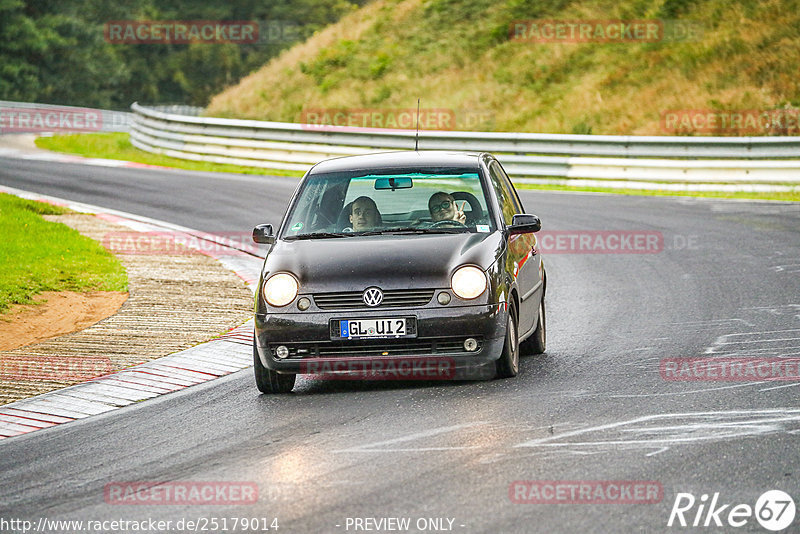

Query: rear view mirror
<box><xmin>508</xmin><ymin>214</ymin><xmax>541</xmax><ymax>234</ymax></box>
<box><xmin>374</xmin><ymin>177</ymin><xmax>412</xmax><ymax>190</ymax></box>
<box><xmin>252</xmin><ymin>224</ymin><xmax>275</xmax><ymax>244</ymax></box>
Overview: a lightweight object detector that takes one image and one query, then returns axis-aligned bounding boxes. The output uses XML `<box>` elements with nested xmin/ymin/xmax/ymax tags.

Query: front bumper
<box><xmin>255</xmin><ymin>303</ymin><xmax>506</xmax><ymax>379</ymax></box>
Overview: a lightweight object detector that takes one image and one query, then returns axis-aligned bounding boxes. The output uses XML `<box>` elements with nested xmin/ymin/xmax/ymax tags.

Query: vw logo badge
<box><xmin>363</xmin><ymin>287</ymin><xmax>383</xmax><ymax>307</ymax></box>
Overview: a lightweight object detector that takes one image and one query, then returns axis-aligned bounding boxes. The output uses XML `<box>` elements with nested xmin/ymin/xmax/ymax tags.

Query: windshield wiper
<box><xmin>358</xmin><ymin>227</ymin><xmax>466</xmax><ymax>236</ymax></box>
<box><xmin>285</xmin><ymin>232</ymin><xmax>356</xmax><ymax>240</ymax></box>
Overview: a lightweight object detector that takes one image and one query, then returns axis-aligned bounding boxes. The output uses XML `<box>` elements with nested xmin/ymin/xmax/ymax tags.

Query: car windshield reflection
<box><xmin>281</xmin><ymin>169</ymin><xmax>495</xmax><ymax>240</ymax></box>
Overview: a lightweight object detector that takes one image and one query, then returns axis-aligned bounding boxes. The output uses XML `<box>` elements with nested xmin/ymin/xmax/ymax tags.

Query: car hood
<box><xmin>264</xmin><ymin>232</ymin><xmax>504</xmax><ymax>293</ymax></box>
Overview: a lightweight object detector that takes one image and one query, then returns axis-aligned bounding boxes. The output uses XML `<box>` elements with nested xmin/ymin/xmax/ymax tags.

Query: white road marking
<box><xmin>333</xmin><ymin>422</ymin><xmax>489</xmax><ymax>453</ymax></box>
<box><xmin>515</xmin><ymin>409</ymin><xmax>800</xmax><ymax>453</ymax></box>
<box><xmin>760</xmin><ymin>382</ymin><xmax>800</xmax><ymax>392</ymax></box>
<box><xmin>665</xmin><ymin>318</ymin><xmax>754</xmax><ymax>327</ymax></box>
<box><xmin>705</xmin><ymin>327</ymin><xmax>800</xmax><ymax>356</ymax></box>
<box><xmin>773</xmin><ymin>264</ymin><xmax>800</xmax><ymax>273</ymax></box>
<box><xmin>610</xmin><ymin>382</ymin><xmax>764</xmax><ymax>397</ymax></box>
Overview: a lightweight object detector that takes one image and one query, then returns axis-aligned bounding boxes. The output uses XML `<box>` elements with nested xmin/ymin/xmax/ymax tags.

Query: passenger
<box><xmin>428</xmin><ymin>192</ymin><xmax>466</xmax><ymax>224</ymax></box>
<box><xmin>348</xmin><ymin>196</ymin><xmax>382</xmax><ymax>231</ymax></box>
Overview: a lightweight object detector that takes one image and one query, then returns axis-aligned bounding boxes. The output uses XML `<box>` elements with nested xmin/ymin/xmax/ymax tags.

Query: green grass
<box><xmin>516</xmin><ymin>183</ymin><xmax>800</xmax><ymax>202</ymax></box>
<box><xmin>206</xmin><ymin>0</ymin><xmax>800</xmax><ymax>137</ymax></box>
<box><xmin>35</xmin><ymin>133</ymin><xmax>304</xmax><ymax>178</ymax></box>
<box><xmin>0</xmin><ymin>193</ymin><xmax>128</xmax><ymax>315</ymax></box>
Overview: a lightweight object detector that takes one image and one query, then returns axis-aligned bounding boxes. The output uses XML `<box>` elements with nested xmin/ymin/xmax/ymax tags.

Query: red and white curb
<box><xmin>0</xmin><ymin>186</ymin><xmax>265</xmax><ymax>440</ymax></box>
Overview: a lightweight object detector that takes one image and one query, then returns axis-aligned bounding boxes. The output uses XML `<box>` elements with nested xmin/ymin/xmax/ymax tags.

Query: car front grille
<box><xmin>313</xmin><ymin>289</ymin><xmax>435</xmax><ymax>310</ymax></box>
<box><xmin>268</xmin><ymin>337</ymin><xmax>484</xmax><ymax>359</ymax></box>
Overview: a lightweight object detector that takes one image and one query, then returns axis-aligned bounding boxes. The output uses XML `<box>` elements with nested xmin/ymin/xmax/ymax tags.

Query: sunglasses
<box><xmin>430</xmin><ymin>200</ymin><xmax>452</xmax><ymax>213</ymax></box>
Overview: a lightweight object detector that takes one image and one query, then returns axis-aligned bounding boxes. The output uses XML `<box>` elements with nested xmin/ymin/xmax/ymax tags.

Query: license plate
<box><xmin>333</xmin><ymin>318</ymin><xmax>416</xmax><ymax>340</ymax></box>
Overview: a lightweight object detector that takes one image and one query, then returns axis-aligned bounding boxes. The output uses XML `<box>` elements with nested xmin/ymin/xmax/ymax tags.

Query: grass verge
<box><xmin>35</xmin><ymin>133</ymin><xmax>304</xmax><ymax>177</ymax></box>
<box><xmin>0</xmin><ymin>193</ymin><xmax>128</xmax><ymax>315</ymax></box>
<box><xmin>516</xmin><ymin>183</ymin><xmax>800</xmax><ymax>202</ymax></box>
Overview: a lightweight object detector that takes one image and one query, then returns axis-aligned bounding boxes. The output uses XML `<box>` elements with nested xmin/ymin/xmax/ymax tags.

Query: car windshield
<box><xmin>281</xmin><ymin>167</ymin><xmax>496</xmax><ymax>239</ymax></box>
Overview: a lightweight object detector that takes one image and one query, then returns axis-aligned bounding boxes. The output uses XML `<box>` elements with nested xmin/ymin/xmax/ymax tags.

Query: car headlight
<box><xmin>263</xmin><ymin>273</ymin><xmax>299</xmax><ymax>307</ymax></box>
<box><xmin>451</xmin><ymin>265</ymin><xmax>487</xmax><ymax>300</ymax></box>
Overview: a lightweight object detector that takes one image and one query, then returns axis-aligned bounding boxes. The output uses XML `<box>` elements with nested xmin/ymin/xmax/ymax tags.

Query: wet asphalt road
<box><xmin>1</xmin><ymin>156</ymin><xmax>799</xmax><ymax>533</ymax></box>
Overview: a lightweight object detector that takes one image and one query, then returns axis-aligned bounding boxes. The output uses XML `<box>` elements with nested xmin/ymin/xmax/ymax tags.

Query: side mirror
<box><xmin>507</xmin><ymin>214</ymin><xmax>541</xmax><ymax>235</ymax></box>
<box><xmin>252</xmin><ymin>224</ymin><xmax>275</xmax><ymax>244</ymax></box>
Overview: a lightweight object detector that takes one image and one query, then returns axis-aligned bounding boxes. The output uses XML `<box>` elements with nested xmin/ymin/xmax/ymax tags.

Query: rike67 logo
<box><xmin>668</xmin><ymin>490</ymin><xmax>795</xmax><ymax>531</ymax></box>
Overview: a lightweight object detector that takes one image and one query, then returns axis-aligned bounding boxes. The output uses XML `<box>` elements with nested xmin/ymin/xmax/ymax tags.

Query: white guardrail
<box><xmin>0</xmin><ymin>100</ymin><xmax>133</xmax><ymax>133</ymax></box>
<box><xmin>130</xmin><ymin>103</ymin><xmax>800</xmax><ymax>185</ymax></box>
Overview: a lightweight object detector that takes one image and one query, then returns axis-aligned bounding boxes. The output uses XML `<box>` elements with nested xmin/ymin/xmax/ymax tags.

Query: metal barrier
<box><xmin>130</xmin><ymin>103</ymin><xmax>800</xmax><ymax>183</ymax></box>
<box><xmin>0</xmin><ymin>100</ymin><xmax>132</xmax><ymax>133</ymax></box>
<box><xmin>2</xmin><ymin>100</ymin><xmax>795</xmax><ymax>187</ymax></box>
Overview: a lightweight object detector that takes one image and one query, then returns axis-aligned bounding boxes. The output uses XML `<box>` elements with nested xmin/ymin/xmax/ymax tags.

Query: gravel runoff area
<box><xmin>0</xmin><ymin>212</ymin><xmax>254</xmax><ymax>405</ymax></box>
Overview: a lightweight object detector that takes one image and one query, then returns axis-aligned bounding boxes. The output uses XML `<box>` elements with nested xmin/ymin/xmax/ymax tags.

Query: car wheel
<box><xmin>520</xmin><ymin>297</ymin><xmax>546</xmax><ymax>355</ymax></box>
<box><xmin>253</xmin><ymin>339</ymin><xmax>296</xmax><ymax>394</ymax></box>
<box><xmin>495</xmin><ymin>301</ymin><xmax>519</xmax><ymax>378</ymax></box>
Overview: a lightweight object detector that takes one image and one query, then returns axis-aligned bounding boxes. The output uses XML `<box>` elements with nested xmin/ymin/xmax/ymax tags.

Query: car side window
<box><xmin>489</xmin><ymin>161</ymin><xmax>519</xmax><ymax>226</ymax></box>
<box><xmin>494</xmin><ymin>161</ymin><xmax>525</xmax><ymax>213</ymax></box>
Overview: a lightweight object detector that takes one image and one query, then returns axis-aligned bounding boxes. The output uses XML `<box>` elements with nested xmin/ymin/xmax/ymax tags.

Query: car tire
<box><xmin>253</xmin><ymin>339</ymin><xmax>296</xmax><ymax>394</ymax></box>
<box><xmin>495</xmin><ymin>301</ymin><xmax>519</xmax><ymax>378</ymax></box>
<box><xmin>520</xmin><ymin>297</ymin><xmax>546</xmax><ymax>355</ymax></box>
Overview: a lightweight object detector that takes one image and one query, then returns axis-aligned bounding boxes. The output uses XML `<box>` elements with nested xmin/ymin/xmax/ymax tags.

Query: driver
<box><xmin>428</xmin><ymin>192</ymin><xmax>466</xmax><ymax>224</ymax></box>
<box><xmin>348</xmin><ymin>196</ymin><xmax>382</xmax><ymax>231</ymax></box>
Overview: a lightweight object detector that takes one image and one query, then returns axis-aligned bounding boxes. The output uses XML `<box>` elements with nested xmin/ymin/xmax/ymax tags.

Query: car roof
<box><xmin>308</xmin><ymin>151</ymin><xmax>486</xmax><ymax>174</ymax></box>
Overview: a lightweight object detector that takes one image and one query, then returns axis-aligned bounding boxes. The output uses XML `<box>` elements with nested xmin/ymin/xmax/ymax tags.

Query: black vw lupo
<box><xmin>252</xmin><ymin>151</ymin><xmax>546</xmax><ymax>393</ymax></box>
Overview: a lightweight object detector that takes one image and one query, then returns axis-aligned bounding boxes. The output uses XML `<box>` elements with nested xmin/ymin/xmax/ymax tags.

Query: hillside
<box><xmin>206</xmin><ymin>0</ymin><xmax>800</xmax><ymax>135</ymax></box>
